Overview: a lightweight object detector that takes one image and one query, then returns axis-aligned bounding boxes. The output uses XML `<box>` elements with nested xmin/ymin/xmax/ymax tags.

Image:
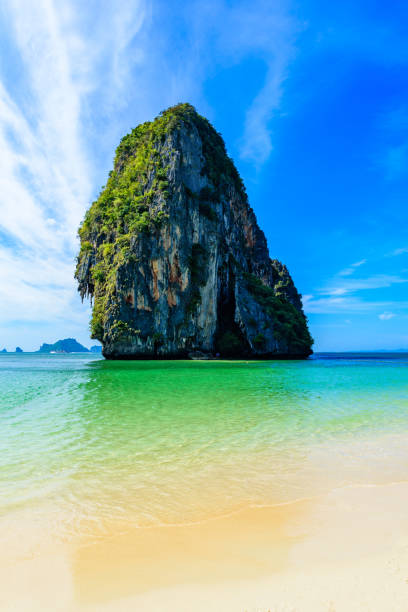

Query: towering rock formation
<box><xmin>76</xmin><ymin>104</ymin><xmax>313</xmax><ymax>359</ymax></box>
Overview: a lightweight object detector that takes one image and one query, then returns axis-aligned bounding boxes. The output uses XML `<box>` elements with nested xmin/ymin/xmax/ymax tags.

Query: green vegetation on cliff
<box><xmin>244</xmin><ymin>273</ymin><xmax>313</xmax><ymax>355</ymax></box>
<box><xmin>76</xmin><ymin>103</ymin><xmax>313</xmax><ymax>358</ymax></box>
<box><xmin>76</xmin><ymin>104</ymin><xmax>246</xmax><ymax>341</ymax></box>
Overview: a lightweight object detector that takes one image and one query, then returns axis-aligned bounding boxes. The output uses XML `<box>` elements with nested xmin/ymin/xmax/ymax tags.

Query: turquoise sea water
<box><xmin>1</xmin><ymin>353</ymin><xmax>408</xmax><ymax>538</ymax></box>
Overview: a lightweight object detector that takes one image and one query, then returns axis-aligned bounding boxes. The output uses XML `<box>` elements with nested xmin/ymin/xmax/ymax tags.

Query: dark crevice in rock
<box><xmin>215</xmin><ymin>259</ymin><xmax>250</xmax><ymax>358</ymax></box>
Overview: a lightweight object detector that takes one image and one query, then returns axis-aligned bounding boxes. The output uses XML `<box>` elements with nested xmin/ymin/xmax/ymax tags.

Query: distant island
<box><xmin>90</xmin><ymin>345</ymin><xmax>102</xmax><ymax>353</ymax></box>
<box><xmin>0</xmin><ymin>340</ymin><xmax>102</xmax><ymax>354</ymax></box>
<box><xmin>38</xmin><ymin>338</ymin><xmax>89</xmax><ymax>353</ymax></box>
<box><xmin>37</xmin><ymin>338</ymin><xmax>101</xmax><ymax>354</ymax></box>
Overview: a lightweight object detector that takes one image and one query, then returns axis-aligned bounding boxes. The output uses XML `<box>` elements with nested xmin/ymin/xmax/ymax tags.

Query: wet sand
<box><xmin>2</xmin><ymin>481</ymin><xmax>408</xmax><ymax>611</ymax></box>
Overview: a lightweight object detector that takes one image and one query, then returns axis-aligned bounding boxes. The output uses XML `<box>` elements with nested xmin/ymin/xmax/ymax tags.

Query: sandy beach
<box><xmin>2</xmin><ymin>480</ymin><xmax>408</xmax><ymax>611</ymax></box>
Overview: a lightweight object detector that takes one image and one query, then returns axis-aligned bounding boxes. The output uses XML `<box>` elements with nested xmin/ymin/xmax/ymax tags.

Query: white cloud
<box><xmin>223</xmin><ymin>1</ymin><xmax>300</xmax><ymax>164</ymax></box>
<box><xmin>0</xmin><ymin>0</ymin><xmax>147</xmax><ymax>339</ymax></box>
<box><xmin>338</xmin><ymin>259</ymin><xmax>367</xmax><ymax>276</ymax></box>
<box><xmin>303</xmin><ymin>294</ymin><xmax>387</xmax><ymax>314</ymax></box>
<box><xmin>321</xmin><ymin>274</ymin><xmax>408</xmax><ymax>297</ymax></box>
<box><xmin>146</xmin><ymin>0</ymin><xmax>301</xmax><ymax>164</ymax></box>
<box><xmin>303</xmin><ymin>294</ymin><xmax>408</xmax><ymax>315</ymax></box>
<box><xmin>390</xmin><ymin>246</ymin><xmax>408</xmax><ymax>256</ymax></box>
<box><xmin>378</xmin><ymin>312</ymin><xmax>396</xmax><ymax>320</ymax></box>
<box><xmin>303</xmin><ymin>272</ymin><xmax>408</xmax><ymax>315</ymax></box>
<box><xmin>0</xmin><ymin>0</ymin><xmax>300</xmax><ymax>346</ymax></box>
<box><xmin>353</xmin><ymin>259</ymin><xmax>367</xmax><ymax>267</ymax></box>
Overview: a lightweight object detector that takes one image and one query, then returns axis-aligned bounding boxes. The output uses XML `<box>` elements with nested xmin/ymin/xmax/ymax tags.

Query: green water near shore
<box><xmin>1</xmin><ymin>353</ymin><xmax>408</xmax><ymax>537</ymax></box>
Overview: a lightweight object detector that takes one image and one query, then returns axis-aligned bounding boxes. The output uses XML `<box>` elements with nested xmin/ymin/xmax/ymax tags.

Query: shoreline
<box><xmin>2</xmin><ymin>481</ymin><xmax>408</xmax><ymax>611</ymax></box>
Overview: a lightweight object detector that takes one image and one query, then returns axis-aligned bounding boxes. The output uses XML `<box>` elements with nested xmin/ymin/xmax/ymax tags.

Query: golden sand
<box><xmin>2</xmin><ymin>482</ymin><xmax>408</xmax><ymax>611</ymax></box>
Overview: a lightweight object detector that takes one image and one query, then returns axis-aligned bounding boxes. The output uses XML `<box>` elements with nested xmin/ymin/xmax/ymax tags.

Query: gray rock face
<box><xmin>76</xmin><ymin>104</ymin><xmax>313</xmax><ymax>359</ymax></box>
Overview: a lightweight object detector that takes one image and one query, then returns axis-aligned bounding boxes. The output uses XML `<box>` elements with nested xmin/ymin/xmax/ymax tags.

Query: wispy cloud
<box><xmin>227</xmin><ymin>1</ymin><xmax>301</xmax><ymax>164</ymax></box>
<box><xmin>0</xmin><ymin>0</ymin><xmax>147</xmax><ymax>340</ymax></box>
<box><xmin>0</xmin><ymin>0</ymin><xmax>300</xmax><ymax>347</ymax></box>
<box><xmin>150</xmin><ymin>0</ymin><xmax>301</xmax><ymax>164</ymax></box>
<box><xmin>304</xmin><ymin>294</ymin><xmax>408</xmax><ymax>315</ymax></box>
<box><xmin>379</xmin><ymin>312</ymin><xmax>396</xmax><ymax>320</ymax></box>
<box><xmin>389</xmin><ymin>246</ymin><xmax>408</xmax><ymax>256</ymax></box>
<box><xmin>305</xmin><ymin>294</ymin><xmax>386</xmax><ymax>315</ymax></box>
<box><xmin>304</xmin><ymin>273</ymin><xmax>408</xmax><ymax>315</ymax></box>
<box><xmin>338</xmin><ymin>259</ymin><xmax>367</xmax><ymax>276</ymax></box>
<box><xmin>321</xmin><ymin>274</ymin><xmax>408</xmax><ymax>297</ymax></box>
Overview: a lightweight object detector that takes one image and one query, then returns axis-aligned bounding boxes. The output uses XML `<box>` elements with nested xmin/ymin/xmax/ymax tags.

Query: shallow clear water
<box><xmin>1</xmin><ymin>353</ymin><xmax>408</xmax><ymax>537</ymax></box>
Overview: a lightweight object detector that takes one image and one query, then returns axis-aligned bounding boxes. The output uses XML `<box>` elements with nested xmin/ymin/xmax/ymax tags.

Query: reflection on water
<box><xmin>1</xmin><ymin>353</ymin><xmax>408</xmax><ymax>538</ymax></box>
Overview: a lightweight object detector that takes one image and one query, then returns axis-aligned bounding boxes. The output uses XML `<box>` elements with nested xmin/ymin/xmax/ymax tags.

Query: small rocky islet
<box><xmin>76</xmin><ymin>104</ymin><xmax>313</xmax><ymax>359</ymax></box>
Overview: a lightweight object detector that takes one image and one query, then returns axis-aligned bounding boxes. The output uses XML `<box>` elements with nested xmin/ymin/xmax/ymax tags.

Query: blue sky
<box><xmin>0</xmin><ymin>0</ymin><xmax>407</xmax><ymax>351</ymax></box>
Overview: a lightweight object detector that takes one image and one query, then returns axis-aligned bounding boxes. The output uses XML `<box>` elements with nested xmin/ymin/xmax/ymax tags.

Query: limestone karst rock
<box><xmin>76</xmin><ymin>104</ymin><xmax>313</xmax><ymax>359</ymax></box>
